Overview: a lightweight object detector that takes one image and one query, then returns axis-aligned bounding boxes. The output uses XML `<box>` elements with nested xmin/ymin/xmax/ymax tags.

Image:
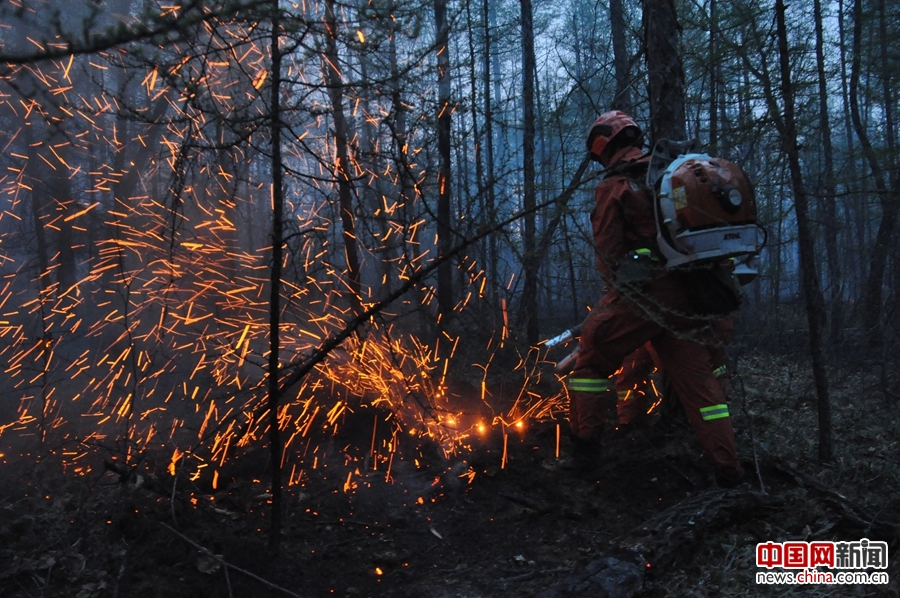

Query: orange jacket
<box><xmin>590</xmin><ymin>147</ymin><xmax>657</xmax><ymax>280</ymax></box>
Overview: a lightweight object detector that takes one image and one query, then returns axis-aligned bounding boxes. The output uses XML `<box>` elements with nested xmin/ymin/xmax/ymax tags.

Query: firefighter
<box><xmin>566</xmin><ymin>110</ymin><xmax>744</xmax><ymax>486</ymax></box>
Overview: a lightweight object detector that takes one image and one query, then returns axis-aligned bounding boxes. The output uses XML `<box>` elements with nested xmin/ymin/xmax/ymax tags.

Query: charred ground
<box><xmin>1</xmin><ymin>352</ymin><xmax>899</xmax><ymax>598</ymax></box>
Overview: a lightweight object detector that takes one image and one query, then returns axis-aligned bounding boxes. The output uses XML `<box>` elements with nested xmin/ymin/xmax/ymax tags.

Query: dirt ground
<box><xmin>1</xmin><ymin>352</ymin><xmax>899</xmax><ymax>598</ymax></box>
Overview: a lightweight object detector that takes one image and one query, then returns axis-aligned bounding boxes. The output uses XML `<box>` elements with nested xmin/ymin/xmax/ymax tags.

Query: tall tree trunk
<box><xmin>610</xmin><ymin>0</ymin><xmax>632</xmax><ymax>111</ymax></box>
<box><xmin>267</xmin><ymin>4</ymin><xmax>284</xmax><ymax>552</ymax></box>
<box><xmin>572</xmin><ymin>6</ymin><xmax>583</xmax><ymax>102</ymax></box>
<box><xmin>875</xmin><ymin>0</ymin><xmax>898</xmax><ymax>326</ymax></box>
<box><xmin>775</xmin><ymin>0</ymin><xmax>832</xmax><ymax>462</ymax></box>
<box><xmin>387</xmin><ymin>4</ymin><xmax>419</xmax><ymax>271</ymax></box>
<box><xmin>488</xmin><ymin>0</ymin><xmax>507</xmax><ymax>200</ymax></box>
<box><xmin>465</xmin><ymin>0</ymin><xmax>491</xmax><ymax>317</ymax></box>
<box><xmin>434</xmin><ymin>0</ymin><xmax>454</xmax><ymax>319</ymax></box>
<box><xmin>520</xmin><ymin>0</ymin><xmax>538</xmax><ymax>343</ymax></box>
<box><xmin>465</xmin><ymin>0</ymin><xmax>485</xmax><ymax>222</ymax></box>
<box><xmin>708</xmin><ymin>0</ymin><xmax>718</xmax><ymax>151</ymax></box>
<box><xmin>773</xmin><ymin>182</ymin><xmax>784</xmax><ymax>339</ymax></box>
<box><xmin>482</xmin><ymin>0</ymin><xmax>498</xmax><ymax>299</ymax></box>
<box><xmin>643</xmin><ymin>0</ymin><xmax>686</xmax><ymax>143</ymax></box>
<box><xmin>850</xmin><ymin>0</ymin><xmax>898</xmax><ymax>342</ymax></box>
<box><xmin>324</xmin><ymin>0</ymin><xmax>364</xmax><ymax>315</ymax></box>
<box><xmin>814</xmin><ymin>0</ymin><xmax>843</xmax><ymax>346</ymax></box>
<box><xmin>838</xmin><ymin>0</ymin><xmax>866</xmax><ymax>302</ymax></box>
<box><xmin>357</xmin><ymin>15</ymin><xmax>395</xmax><ymax>298</ymax></box>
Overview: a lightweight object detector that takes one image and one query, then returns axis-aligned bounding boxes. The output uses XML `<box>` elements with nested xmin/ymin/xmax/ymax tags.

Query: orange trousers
<box><xmin>615</xmin><ymin>342</ymin><xmax>659</xmax><ymax>426</ymax></box>
<box><xmin>569</xmin><ymin>293</ymin><xmax>741</xmax><ymax>479</ymax></box>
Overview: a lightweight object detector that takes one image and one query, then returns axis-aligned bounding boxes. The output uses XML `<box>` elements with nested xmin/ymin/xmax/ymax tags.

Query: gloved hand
<box><xmin>615</xmin><ymin>250</ymin><xmax>655</xmax><ymax>289</ymax></box>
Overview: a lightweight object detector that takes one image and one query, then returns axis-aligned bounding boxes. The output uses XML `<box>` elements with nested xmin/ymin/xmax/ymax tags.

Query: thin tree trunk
<box><xmin>324</xmin><ymin>0</ymin><xmax>364</xmax><ymax>315</ymax></box>
<box><xmin>465</xmin><ymin>0</ymin><xmax>485</xmax><ymax>222</ymax></box>
<box><xmin>838</xmin><ymin>0</ymin><xmax>869</xmax><ymax>304</ymax></box>
<box><xmin>643</xmin><ymin>0</ymin><xmax>686</xmax><ymax>143</ymax></box>
<box><xmin>610</xmin><ymin>0</ymin><xmax>632</xmax><ymax>111</ymax></box>
<box><xmin>488</xmin><ymin>0</ymin><xmax>507</xmax><ymax>199</ymax></box>
<box><xmin>850</xmin><ymin>0</ymin><xmax>897</xmax><ymax>342</ymax></box>
<box><xmin>267</xmin><ymin>5</ymin><xmax>284</xmax><ymax>552</ymax></box>
<box><xmin>387</xmin><ymin>4</ymin><xmax>419</xmax><ymax>271</ymax></box>
<box><xmin>876</xmin><ymin>0</ymin><xmax>898</xmax><ymax>328</ymax></box>
<box><xmin>773</xmin><ymin>180</ymin><xmax>783</xmax><ymax>339</ymax></box>
<box><xmin>775</xmin><ymin>0</ymin><xmax>832</xmax><ymax>462</ymax></box>
<box><xmin>357</xmin><ymin>17</ymin><xmax>395</xmax><ymax>298</ymax></box>
<box><xmin>813</xmin><ymin>0</ymin><xmax>843</xmax><ymax>346</ymax></box>
<box><xmin>434</xmin><ymin>0</ymin><xmax>453</xmax><ymax>319</ymax></box>
<box><xmin>465</xmin><ymin>0</ymin><xmax>491</xmax><ymax>318</ymax></box>
<box><xmin>708</xmin><ymin>0</ymin><xmax>718</xmax><ymax>151</ymax></box>
<box><xmin>838</xmin><ymin>0</ymin><xmax>866</xmax><ymax>302</ymax></box>
<box><xmin>520</xmin><ymin>0</ymin><xmax>538</xmax><ymax>343</ymax></box>
<box><xmin>482</xmin><ymin>0</ymin><xmax>498</xmax><ymax>298</ymax></box>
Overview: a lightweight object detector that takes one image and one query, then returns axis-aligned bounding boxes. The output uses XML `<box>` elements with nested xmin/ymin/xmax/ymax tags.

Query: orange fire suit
<box><xmin>616</xmin><ymin>316</ymin><xmax>734</xmax><ymax>425</ymax></box>
<box><xmin>615</xmin><ymin>342</ymin><xmax>659</xmax><ymax>426</ymax></box>
<box><xmin>567</xmin><ymin>147</ymin><xmax>742</xmax><ymax>482</ymax></box>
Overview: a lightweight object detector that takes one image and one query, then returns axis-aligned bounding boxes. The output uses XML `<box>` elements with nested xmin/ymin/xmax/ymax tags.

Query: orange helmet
<box><xmin>586</xmin><ymin>110</ymin><xmax>643</xmax><ymax>164</ymax></box>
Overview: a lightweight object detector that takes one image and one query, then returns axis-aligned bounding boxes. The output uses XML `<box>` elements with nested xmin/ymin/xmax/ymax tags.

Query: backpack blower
<box><xmin>647</xmin><ymin>139</ymin><xmax>765</xmax><ymax>279</ymax></box>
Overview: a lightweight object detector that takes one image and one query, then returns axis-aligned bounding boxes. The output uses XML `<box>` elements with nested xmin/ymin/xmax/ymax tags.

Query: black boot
<box><xmin>715</xmin><ymin>466</ymin><xmax>745</xmax><ymax>489</ymax></box>
<box><xmin>560</xmin><ymin>436</ymin><xmax>603</xmax><ymax>476</ymax></box>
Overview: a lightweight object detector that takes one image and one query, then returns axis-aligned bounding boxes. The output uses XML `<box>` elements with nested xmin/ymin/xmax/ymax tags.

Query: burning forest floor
<box><xmin>2</xmin><ymin>351</ymin><xmax>899</xmax><ymax>598</ymax></box>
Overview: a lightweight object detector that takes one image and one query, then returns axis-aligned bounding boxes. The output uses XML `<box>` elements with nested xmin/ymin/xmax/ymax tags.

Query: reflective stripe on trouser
<box><xmin>713</xmin><ymin>365</ymin><xmax>727</xmax><ymax>378</ymax></box>
<box><xmin>566</xmin><ymin>377</ymin><xmax>615</xmax><ymax>440</ymax></box>
<box><xmin>700</xmin><ymin>403</ymin><xmax>730</xmax><ymax>421</ymax></box>
<box><xmin>568</xmin><ymin>377</ymin><xmax>610</xmax><ymax>393</ymax></box>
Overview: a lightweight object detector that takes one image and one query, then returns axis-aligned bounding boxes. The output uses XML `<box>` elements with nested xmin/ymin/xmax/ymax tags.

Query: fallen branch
<box><xmin>159</xmin><ymin>522</ymin><xmax>303</xmax><ymax>598</ymax></box>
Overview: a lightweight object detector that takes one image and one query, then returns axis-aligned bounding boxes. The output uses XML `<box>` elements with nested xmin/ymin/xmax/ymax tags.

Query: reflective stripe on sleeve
<box><xmin>568</xmin><ymin>377</ymin><xmax>610</xmax><ymax>393</ymax></box>
<box><xmin>699</xmin><ymin>404</ymin><xmax>730</xmax><ymax>421</ymax></box>
<box><xmin>713</xmin><ymin>365</ymin><xmax>727</xmax><ymax>378</ymax></box>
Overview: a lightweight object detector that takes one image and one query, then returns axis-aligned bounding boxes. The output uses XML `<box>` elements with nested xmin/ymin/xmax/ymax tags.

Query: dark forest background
<box><xmin>0</xmin><ymin>0</ymin><xmax>898</xmax><ymax>545</ymax></box>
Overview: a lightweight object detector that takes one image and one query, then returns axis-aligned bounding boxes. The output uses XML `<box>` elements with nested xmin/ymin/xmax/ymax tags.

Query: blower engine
<box><xmin>647</xmin><ymin>140</ymin><xmax>764</xmax><ymax>270</ymax></box>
